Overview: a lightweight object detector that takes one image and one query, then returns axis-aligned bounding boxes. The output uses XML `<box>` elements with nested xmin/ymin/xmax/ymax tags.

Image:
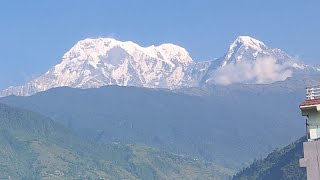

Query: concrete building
<box><xmin>299</xmin><ymin>86</ymin><xmax>320</xmax><ymax>180</ymax></box>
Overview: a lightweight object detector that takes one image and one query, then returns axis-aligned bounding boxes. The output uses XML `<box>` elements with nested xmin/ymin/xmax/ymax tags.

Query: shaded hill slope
<box><xmin>0</xmin><ymin>82</ymin><xmax>307</xmax><ymax>169</ymax></box>
<box><xmin>0</xmin><ymin>103</ymin><xmax>233</xmax><ymax>179</ymax></box>
<box><xmin>233</xmin><ymin>137</ymin><xmax>306</xmax><ymax>180</ymax></box>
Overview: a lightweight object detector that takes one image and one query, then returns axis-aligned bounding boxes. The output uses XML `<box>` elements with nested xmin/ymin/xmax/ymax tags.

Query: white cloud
<box><xmin>211</xmin><ymin>57</ymin><xmax>293</xmax><ymax>85</ymax></box>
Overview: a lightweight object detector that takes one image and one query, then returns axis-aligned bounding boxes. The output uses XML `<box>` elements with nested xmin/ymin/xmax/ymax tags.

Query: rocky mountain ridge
<box><xmin>1</xmin><ymin>36</ymin><xmax>317</xmax><ymax>96</ymax></box>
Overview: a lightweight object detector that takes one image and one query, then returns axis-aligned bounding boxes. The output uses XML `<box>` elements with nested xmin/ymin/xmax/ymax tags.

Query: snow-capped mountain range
<box><xmin>1</xmin><ymin>36</ymin><xmax>318</xmax><ymax>96</ymax></box>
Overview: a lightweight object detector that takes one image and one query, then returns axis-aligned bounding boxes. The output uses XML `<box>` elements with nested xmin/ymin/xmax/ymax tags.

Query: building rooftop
<box><xmin>300</xmin><ymin>99</ymin><xmax>320</xmax><ymax>108</ymax></box>
<box><xmin>299</xmin><ymin>86</ymin><xmax>320</xmax><ymax>110</ymax></box>
<box><xmin>300</xmin><ymin>86</ymin><xmax>320</xmax><ymax>109</ymax></box>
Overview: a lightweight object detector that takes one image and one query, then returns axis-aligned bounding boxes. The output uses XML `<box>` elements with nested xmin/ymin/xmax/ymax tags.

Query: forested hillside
<box><xmin>233</xmin><ymin>137</ymin><xmax>306</xmax><ymax>180</ymax></box>
<box><xmin>0</xmin><ymin>103</ymin><xmax>233</xmax><ymax>179</ymax></box>
<box><xmin>0</xmin><ymin>83</ymin><xmax>306</xmax><ymax>169</ymax></box>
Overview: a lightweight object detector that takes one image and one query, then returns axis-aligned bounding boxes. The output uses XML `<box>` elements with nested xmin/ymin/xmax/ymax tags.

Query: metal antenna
<box><xmin>306</xmin><ymin>119</ymin><xmax>309</xmax><ymax>141</ymax></box>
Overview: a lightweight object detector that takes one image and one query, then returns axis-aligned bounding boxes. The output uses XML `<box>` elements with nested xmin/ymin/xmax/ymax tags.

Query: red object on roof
<box><xmin>300</xmin><ymin>99</ymin><xmax>320</xmax><ymax>108</ymax></box>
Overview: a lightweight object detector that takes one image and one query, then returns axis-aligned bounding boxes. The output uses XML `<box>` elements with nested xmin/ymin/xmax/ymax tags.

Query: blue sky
<box><xmin>0</xmin><ymin>0</ymin><xmax>319</xmax><ymax>89</ymax></box>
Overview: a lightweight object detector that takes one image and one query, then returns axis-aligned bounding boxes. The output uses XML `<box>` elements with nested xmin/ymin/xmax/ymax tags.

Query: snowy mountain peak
<box><xmin>155</xmin><ymin>43</ymin><xmax>192</xmax><ymax>64</ymax></box>
<box><xmin>0</xmin><ymin>36</ymin><xmax>317</xmax><ymax>97</ymax></box>
<box><xmin>232</xmin><ymin>36</ymin><xmax>267</xmax><ymax>50</ymax></box>
<box><xmin>201</xmin><ymin>36</ymin><xmax>312</xmax><ymax>85</ymax></box>
<box><xmin>63</xmin><ymin>38</ymin><xmax>193</xmax><ymax>66</ymax></box>
<box><xmin>220</xmin><ymin>36</ymin><xmax>270</xmax><ymax>67</ymax></box>
<box><xmin>0</xmin><ymin>38</ymin><xmax>197</xmax><ymax>97</ymax></box>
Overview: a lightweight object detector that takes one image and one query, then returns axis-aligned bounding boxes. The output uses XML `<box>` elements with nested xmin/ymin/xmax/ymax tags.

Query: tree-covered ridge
<box><xmin>0</xmin><ymin>103</ymin><xmax>233</xmax><ymax>179</ymax></box>
<box><xmin>233</xmin><ymin>137</ymin><xmax>306</xmax><ymax>180</ymax></box>
<box><xmin>0</xmin><ymin>84</ymin><xmax>306</xmax><ymax>169</ymax></box>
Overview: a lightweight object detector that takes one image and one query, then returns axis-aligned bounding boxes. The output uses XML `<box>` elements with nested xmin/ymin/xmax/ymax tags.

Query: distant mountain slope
<box><xmin>0</xmin><ymin>81</ymin><xmax>308</xmax><ymax>169</ymax></box>
<box><xmin>233</xmin><ymin>137</ymin><xmax>306</xmax><ymax>180</ymax></box>
<box><xmin>0</xmin><ymin>103</ymin><xmax>233</xmax><ymax>179</ymax></box>
<box><xmin>1</xmin><ymin>36</ymin><xmax>318</xmax><ymax>97</ymax></box>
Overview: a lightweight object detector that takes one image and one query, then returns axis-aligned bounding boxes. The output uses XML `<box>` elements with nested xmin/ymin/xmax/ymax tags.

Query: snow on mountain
<box><xmin>0</xmin><ymin>36</ymin><xmax>318</xmax><ymax>97</ymax></box>
<box><xmin>222</xmin><ymin>36</ymin><xmax>269</xmax><ymax>66</ymax></box>
<box><xmin>209</xmin><ymin>36</ymin><xmax>292</xmax><ymax>69</ymax></box>
<box><xmin>1</xmin><ymin>38</ymin><xmax>201</xmax><ymax>96</ymax></box>
<box><xmin>202</xmin><ymin>36</ymin><xmax>316</xmax><ymax>85</ymax></box>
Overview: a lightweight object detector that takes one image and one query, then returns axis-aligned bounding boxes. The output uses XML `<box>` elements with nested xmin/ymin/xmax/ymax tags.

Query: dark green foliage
<box><xmin>0</xmin><ymin>103</ymin><xmax>233</xmax><ymax>179</ymax></box>
<box><xmin>233</xmin><ymin>137</ymin><xmax>307</xmax><ymax>180</ymax></box>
